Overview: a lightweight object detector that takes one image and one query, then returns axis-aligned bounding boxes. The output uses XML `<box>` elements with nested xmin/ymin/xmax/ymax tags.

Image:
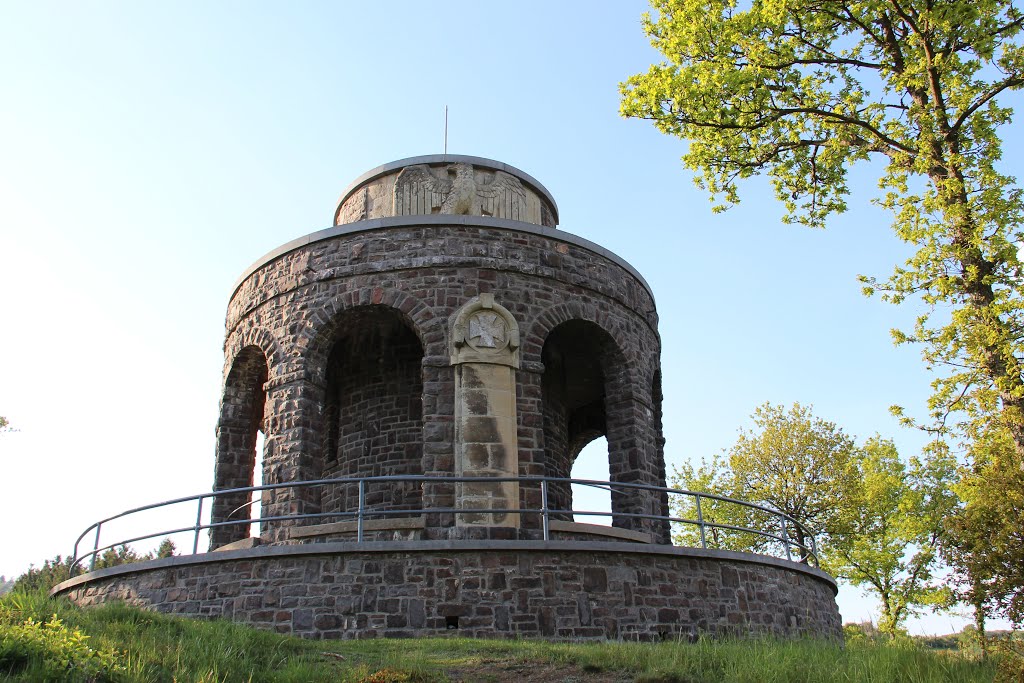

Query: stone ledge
<box><xmin>288</xmin><ymin>515</ymin><xmax>426</xmax><ymax>539</ymax></box>
<box><xmin>213</xmin><ymin>537</ymin><xmax>262</xmax><ymax>552</ymax></box>
<box><xmin>549</xmin><ymin>520</ymin><xmax>653</xmax><ymax>544</ymax></box>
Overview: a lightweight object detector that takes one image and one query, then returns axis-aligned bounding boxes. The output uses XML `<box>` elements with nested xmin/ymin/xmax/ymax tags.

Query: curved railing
<box><xmin>69</xmin><ymin>475</ymin><xmax>819</xmax><ymax>571</ymax></box>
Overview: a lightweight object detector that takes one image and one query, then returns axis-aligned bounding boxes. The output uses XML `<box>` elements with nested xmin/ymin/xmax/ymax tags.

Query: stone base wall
<box><xmin>55</xmin><ymin>541</ymin><xmax>841</xmax><ymax>641</ymax></box>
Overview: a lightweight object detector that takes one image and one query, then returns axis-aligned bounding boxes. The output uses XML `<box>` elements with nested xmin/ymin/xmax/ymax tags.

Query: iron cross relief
<box><xmin>468</xmin><ymin>311</ymin><xmax>507</xmax><ymax>349</ymax></box>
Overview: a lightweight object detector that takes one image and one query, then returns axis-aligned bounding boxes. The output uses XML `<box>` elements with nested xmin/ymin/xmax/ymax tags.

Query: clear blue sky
<box><xmin>1</xmin><ymin>1</ymin><xmax>1019</xmax><ymax>634</ymax></box>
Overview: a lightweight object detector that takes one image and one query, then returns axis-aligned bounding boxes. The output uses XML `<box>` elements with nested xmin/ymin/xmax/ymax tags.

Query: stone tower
<box><xmin>58</xmin><ymin>156</ymin><xmax>841</xmax><ymax>642</ymax></box>
<box><xmin>210</xmin><ymin>155</ymin><xmax>669</xmax><ymax>548</ymax></box>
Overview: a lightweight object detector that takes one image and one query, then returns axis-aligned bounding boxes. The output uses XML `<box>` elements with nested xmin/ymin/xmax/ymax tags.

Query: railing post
<box><xmin>809</xmin><ymin>533</ymin><xmax>817</xmax><ymax>567</ymax></box>
<box><xmin>193</xmin><ymin>496</ymin><xmax>204</xmax><ymax>555</ymax></box>
<box><xmin>695</xmin><ymin>494</ymin><xmax>707</xmax><ymax>549</ymax></box>
<box><xmin>357</xmin><ymin>479</ymin><xmax>365</xmax><ymax>543</ymax></box>
<box><xmin>540</xmin><ymin>479</ymin><xmax>550</xmax><ymax>541</ymax></box>
<box><xmin>779</xmin><ymin>514</ymin><xmax>792</xmax><ymax>562</ymax></box>
<box><xmin>90</xmin><ymin>523</ymin><xmax>102</xmax><ymax>571</ymax></box>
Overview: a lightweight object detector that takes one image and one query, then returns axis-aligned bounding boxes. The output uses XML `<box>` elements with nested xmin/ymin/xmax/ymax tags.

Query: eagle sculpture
<box><xmin>392</xmin><ymin>162</ymin><xmax>528</xmax><ymax>220</ymax></box>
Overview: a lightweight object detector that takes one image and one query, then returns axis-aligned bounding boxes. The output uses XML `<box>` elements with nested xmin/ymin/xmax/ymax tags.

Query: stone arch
<box><xmin>211</xmin><ymin>344</ymin><xmax>269</xmax><ymax>549</ymax></box>
<box><xmin>310</xmin><ymin>303</ymin><xmax>428</xmax><ymax>521</ymax></box>
<box><xmin>300</xmin><ymin>287</ymin><xmax>438</xmax><ymax>386</ymax></box>
<box><xmin>222</xmin><ymin>325</ymin><xmax>284</xmax><ymax>380</ymax></box>
<box><xmin>524</xmin><ymin>301</ymin><xmax>641</xmax><ymax>390</ymax></box>
<box><xmin>539</xmin><ymin>318</ymin><xmax>638</xmax><ymax>526</ymax></box>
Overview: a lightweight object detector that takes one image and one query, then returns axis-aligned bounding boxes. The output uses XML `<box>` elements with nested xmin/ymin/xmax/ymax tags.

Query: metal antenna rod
<box><xmin>444</xmin><ymin>106</ymin><xmax>448</xmax><ymax>155</ymax></box>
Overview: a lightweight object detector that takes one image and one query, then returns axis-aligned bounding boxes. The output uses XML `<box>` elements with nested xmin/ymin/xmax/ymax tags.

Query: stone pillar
<box><xmin>421</xmin><ymin>360</ymin><xmax>456</xmax><ymax>533</ymax></box>
<box><xmin>450</xmin><ymin>294</ymin><xmax>520</xmax><ymax>527</ymax></box>
<box><xmin>260</xmin><ymin>377</ymin><xmax>325</xmax><ymax>543</ymax></box>
<box><xmin>515</xmin><ymin>363</ymin><xmax>546</xmax><ymax>530</ymax></box>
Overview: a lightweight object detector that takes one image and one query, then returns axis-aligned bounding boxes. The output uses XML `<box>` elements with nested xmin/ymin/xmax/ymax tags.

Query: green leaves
<box><xmin>624</xmin><ymin>0</ymin><xmax>1024</xmax><ymax>626</ymax></box>
<box><xmin>672</xmin><ymin>405</ymin><xmax>953</xmax><ymax>634</ymax></box>
<box><xmin>671</xmin><ymin>402</ymin><xmax>857</xmax><ymax>561</ymax></box>
<box><xmin>827</xmin><ymin>437</ymin><xmax>955</xmax><ymax>636</ymax></box>
<box><xmin>941</xmin><ymin>427</ymin><xmax>1024</xmax><ymax>625</ymax></box>
<box><xmin>621</xmin><ymin>0</ymin><xmax>1024</xmax><ymax>438</ymax></box>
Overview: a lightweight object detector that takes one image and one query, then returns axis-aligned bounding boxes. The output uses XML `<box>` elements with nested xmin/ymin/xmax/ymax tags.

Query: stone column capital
<box><xmin>450</xmin><ymin>294</ymin><xmax>520</xmax><ymax>369</ymax></box>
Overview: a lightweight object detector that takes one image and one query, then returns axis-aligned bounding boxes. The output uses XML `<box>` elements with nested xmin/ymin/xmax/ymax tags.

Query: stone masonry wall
<box><xmin>60</xmin><ymin>544</ymin><xmax>841</xmax><ymax>641</ymax></box>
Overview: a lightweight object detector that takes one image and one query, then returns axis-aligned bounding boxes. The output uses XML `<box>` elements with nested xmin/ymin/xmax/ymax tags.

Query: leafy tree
<box><xmin>620</xmin><ymin>0</ymin><xmax>1024</xmax><ymax>457</ymax></box>
<box><xmin>674</xmin><ymin>406</ymin><xmax>955</xmax><ymax>633</ymax></box>
<box><xmin>671</xmin><ymin>403</ymin><xmax>858</xmax><ymax>561</ymax></box>
<box><xmin>92</xmin><ymin>545</ymin><xmax>147</xmax><ymax>570</ymax></box>
<box><xmin>671</xmin><ymin>453</ymin><xmax>769</xmax><ymax>552</ymax></box>
<box><xmin>155</xmin><ymin>539</ymin><xmax>176</xmax><ymax>559</ymax></box>
<box><xmin>828</xmin><ymin>437</ymin><xmax>954</xmax><ymax>636</ymax></box>
<box><xmin>11</xmin><ymin>539</ymin><xmax>178</xmax><ymax>594</ymax></box>
<box><xmin>11</xmin><ymin>556</ymin><xmax>76</xmax><ymax>594</ymax></box>
<box><xmin>941</xmin><ymin>427</ymin><xmax>1024</xmax><ymax>627</ymax></box>
<box><xmin>0</xmin><ymin>416</ymin><xmax>11</xmax><ymax>433</ymax></box>
<box><xmin>92</xmin><ymin>539</ymin><xmax>177</xmax><ymax>570</ymax></box>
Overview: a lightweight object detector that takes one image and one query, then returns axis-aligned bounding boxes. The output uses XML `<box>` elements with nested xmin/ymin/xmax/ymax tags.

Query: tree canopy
<box><xmin>827</xmin><ymin>437</ymin><xmax>955</xmax><ymax>636</ymax></box>
<box><xmin>622</xmin><ymin>0</ymin><xmax>1024</xmax><ymax>626</ymax></box>
<box><xmin>671</xmin><ymin>402</ymin><xmax>858</xmax><ymax>561</ymax></box>
<box><xmin>941</xmin><ymin>428</ymin><xmax>1024</xmax><ymax>625</ymax></box>
<box><xmin>620</xmin><ymin>0</ymin><xmax>1024</xmax><ymax>454</ymax></box>
<box><xmin>672</xmin><ymin>405</ymin><xmax>953</xmax><ymax>634</ymax></box>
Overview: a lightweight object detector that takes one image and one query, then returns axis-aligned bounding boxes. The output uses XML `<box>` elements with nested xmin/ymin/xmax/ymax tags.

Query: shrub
<box><xmin>0</xmin><ymin>612</ymin><xmax>123</xmax><ymax>681</ymax></box>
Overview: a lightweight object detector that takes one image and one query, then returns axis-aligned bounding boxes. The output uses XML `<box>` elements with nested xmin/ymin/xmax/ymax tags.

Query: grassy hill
<box><xmin>0</xmin><ymin>591</ymin><xmax>1010</xmax><ymax>682</ymax></box>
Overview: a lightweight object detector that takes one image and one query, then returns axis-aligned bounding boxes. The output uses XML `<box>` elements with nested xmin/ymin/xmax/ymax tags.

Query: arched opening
<box><xmin>211</xmin><ymin>346</ymin><xmax>268</xmax><ymax>549</ymax></box>
<box><xmin>541</xmin><ymin>320</ymin><xmax>629</xmax><ymax>524</ymax></box>
<box><xmin>571</xmin><ymin>436</ymin><xmax>611</xmax><ymax>526</ymax></box>
<box><xmin>320</xmin><ymin>306</ymin><xmax>425</xmax><ymax>520</ymax></box>
<box><xmin>250</xmin><ymin>430</ymin><xmax>265</xmax><ymax>538</ymax></box>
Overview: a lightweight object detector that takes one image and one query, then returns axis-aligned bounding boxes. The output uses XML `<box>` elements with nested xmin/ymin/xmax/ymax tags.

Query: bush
<box><xmin>994</xmin><ymin>637</ymin><xmax>1024</xmax><ymax>683</ymax></box>
<box><xmin>0</xmin><ymin>612</ymin><xmax>123</xmax><ymax>681</ymax></box>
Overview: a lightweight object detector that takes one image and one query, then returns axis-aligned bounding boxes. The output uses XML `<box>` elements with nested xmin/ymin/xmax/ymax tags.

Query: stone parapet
<box><xmin>55</xmin><ymin>541</ymin><xmax>841</xmax><ymax>641</ymax></box>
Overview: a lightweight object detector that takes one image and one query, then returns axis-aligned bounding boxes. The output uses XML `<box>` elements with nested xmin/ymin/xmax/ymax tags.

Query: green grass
<box><xmin>0</xmin><ymin>591</ymin><xmax>1009</xmax><ymax>682</ymax></box>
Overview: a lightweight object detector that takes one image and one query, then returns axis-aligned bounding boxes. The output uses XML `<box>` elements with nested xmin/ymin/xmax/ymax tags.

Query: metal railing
<box><xmin>70</xmin><ymin>475</ymin><xmax>818</xmax><ymax>571</ymax></box>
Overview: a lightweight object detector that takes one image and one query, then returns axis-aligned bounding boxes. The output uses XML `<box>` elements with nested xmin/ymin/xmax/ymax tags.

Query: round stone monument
<box><xmin>54</xmin><ymin>155</ymin><xmax>841</xmax><ymax>641</ymax></box>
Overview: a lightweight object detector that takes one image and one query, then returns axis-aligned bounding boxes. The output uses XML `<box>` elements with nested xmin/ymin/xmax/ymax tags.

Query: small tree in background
<box><xmin>672</xmin><ymin>403</ymin><xmax>858</xmax><ymax>560</ymax></box>
<box><xmin>942</xmin><ymin>426</ymin><xmax>1024</xmax><ymax>632</ymax></box>
<box><xmin>155</xmin><ymin>539</ymin><xmax>176</xmax><ymax>559</ymax></box>
<box><xmin>11</xmin><ymin>539</ymin><xmax>178</xmax><ymax>594</ymax></box>
<box><xmin>11</xmin><ymin>556</ymin><xmax>76</xmax><ymax>594</ymax></box>
<box><xmin>674</xmin><ymin>405</ymin><xmax>954</xmax><ymax>635</ymax></box>
<box><xmin>671</xmin><ymin>453</ymin><xmax>763</xmax><ymax>551</ymax></box>
<box><xmin>828</xmin><ymin>437</ymin><xmax>955</xmax><ymax>637</ymax></box>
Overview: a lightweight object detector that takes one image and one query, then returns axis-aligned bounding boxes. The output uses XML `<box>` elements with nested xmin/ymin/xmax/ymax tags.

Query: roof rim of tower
<box><xmin>228</xmin><ymin>214</ymin><xmax>654</xmax><ymax>303</ymax></box>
